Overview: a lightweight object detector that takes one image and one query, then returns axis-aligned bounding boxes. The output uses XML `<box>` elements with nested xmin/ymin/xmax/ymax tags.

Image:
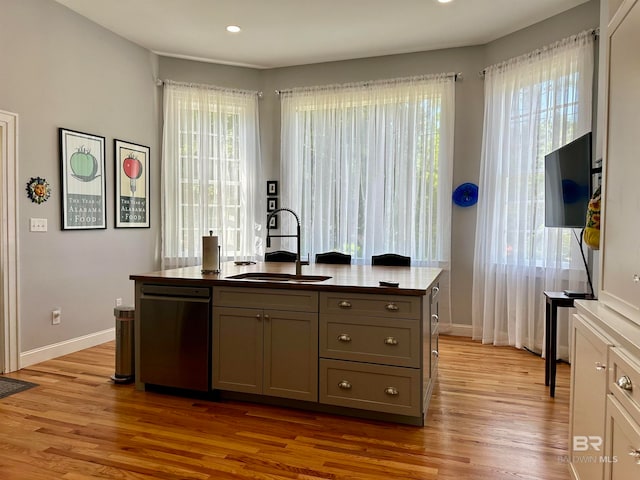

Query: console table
<box><xmin>543</xmin><ymin>291</ymin><xmax>593</xmax><ymax>397</ymax></box>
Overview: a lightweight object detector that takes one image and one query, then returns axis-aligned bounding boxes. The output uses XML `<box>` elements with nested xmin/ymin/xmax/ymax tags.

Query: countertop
<box><xmin>130</xmin><ymin>262</ymin><xmax>442</xmax><ymax>296</ymax></box>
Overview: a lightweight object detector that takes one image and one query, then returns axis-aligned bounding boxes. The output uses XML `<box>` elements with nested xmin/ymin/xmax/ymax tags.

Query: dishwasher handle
<box><xmin>141</xmin><ymin>284</ymin><xmax>210</xmax><ymax>298</ymax></box>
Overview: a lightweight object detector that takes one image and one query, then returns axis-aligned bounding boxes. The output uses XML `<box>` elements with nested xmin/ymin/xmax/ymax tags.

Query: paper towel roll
<box><xmin>202</xmin><ymin>234</ymin><xmax>220</xmax><ymax>273</ymax></box>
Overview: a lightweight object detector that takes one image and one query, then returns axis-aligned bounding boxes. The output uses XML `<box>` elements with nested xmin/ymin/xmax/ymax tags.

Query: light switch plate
<box><xmin>30</xmin><ymin>218</ymin><xmax>48</xmax><ymax>232</ymax></box>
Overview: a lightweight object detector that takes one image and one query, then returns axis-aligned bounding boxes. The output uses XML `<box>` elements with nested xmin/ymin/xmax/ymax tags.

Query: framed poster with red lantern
<box><xmin>60</xmin><ymin>128</ymin><xmax>107</xmax><ymax>230</ymax></box>
<box><xmin>114</xmin><ymin>139</ymin><xmax>150</xmax><ymax>228</ymax></box>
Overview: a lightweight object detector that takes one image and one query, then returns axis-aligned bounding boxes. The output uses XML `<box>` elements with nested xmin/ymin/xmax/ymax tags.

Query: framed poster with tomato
<box><xmin>59</xmin><ymin>128</ymin><xmax>107</xmax><ymax>230</ymax></box>
<box><xmin>114</xmin><ymin>139</ymin><xmax>150</xmax><ymax>228</ymax></box>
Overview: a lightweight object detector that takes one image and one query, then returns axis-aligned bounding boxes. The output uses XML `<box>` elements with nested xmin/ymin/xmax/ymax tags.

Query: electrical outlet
<box><xmin>30</xmin><ymin>218</ymin><xmax>48</xmax><ymax>232</ymax></box>
<box><xmin>51</xmin><ymin>308</ymin><xmax>61</xmax><ymax>325</ymax></box>
<box><xmin>115</xmin><ymin>298</ymin><xmax>123</xmax><ymax>307</ymax></box>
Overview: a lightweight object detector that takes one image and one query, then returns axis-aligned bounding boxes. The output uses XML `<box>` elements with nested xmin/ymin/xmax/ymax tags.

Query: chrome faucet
<box><xmin>266</xmin><ymin>208</ymin><xmax>302</xmax><ymax>277</ymax></box>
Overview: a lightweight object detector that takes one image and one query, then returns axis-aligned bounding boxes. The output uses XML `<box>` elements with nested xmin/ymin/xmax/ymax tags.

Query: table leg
<box><xmin>549</xmin><ymin>301</ymin><xmax>558</xmax><ymax>397</ymax></box>
<box><xmin>545</xmin><ymin>299</ymin><xmax>551</xmax><ymax>386</ymax></box>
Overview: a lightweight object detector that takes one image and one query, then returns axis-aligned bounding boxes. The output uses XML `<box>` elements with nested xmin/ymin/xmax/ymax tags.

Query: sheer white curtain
<box><xmin>472</xmin><ymin>31</ymin><xmax>595</xmax><ymax>355</ymax></box>
<box><xmin>161</xmin><ymin>81</ymin><xmax>262</xmax><ymax>269</ymax></box>
<box><xmin>280</xmin><ymin>74</ymin><xmax>455</xmax><ymax>326</ymax></box>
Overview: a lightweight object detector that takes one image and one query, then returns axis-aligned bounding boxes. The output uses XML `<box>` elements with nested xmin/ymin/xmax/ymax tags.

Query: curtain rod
<box><xmin>275</xmin><ymin>72</ymin><xmax>462</xmax><ymax>95</ymax></box>
<box><xmin>478</xmin><ymin>28</ymin><xmax>599</xmax><ymax>78</ymax></box>
<box><xmin>155</xmin><ymin>78</ymin><xmax>263</xmax><ymax>98</ymax></box>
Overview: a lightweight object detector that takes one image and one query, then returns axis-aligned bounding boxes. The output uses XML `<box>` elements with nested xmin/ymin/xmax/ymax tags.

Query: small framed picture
<box><xmin>267</xmin><ymin>180</ymin><xmax>278</xmax><ymax>196</ymax></box>
<box><xmin>267</xmin><ymin>197</ymin><xmax>278</xmax><ymax>212</ymax></box>
<box><xmin>268</xmin><ymin>214</ymin><xmax>278</xmax><ymax>230</ymax></box>
<box><xmin>59</xmin><ymin>128</ymin><xmax>107</xmax><ymax>230</ymax></box>
<box><xmin>114</xmin><ymin>139</ymin><xmax>150</xmax><ymax>228</ymax></box>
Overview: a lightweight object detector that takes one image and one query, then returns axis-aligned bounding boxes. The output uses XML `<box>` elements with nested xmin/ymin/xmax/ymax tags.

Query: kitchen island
<box><xmin>130</xmin><ymin>262</ymin><xmax>441</xmax><ymax>425</ymax></box>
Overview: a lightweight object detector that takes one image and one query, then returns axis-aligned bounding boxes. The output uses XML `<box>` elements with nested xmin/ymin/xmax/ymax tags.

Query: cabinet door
<box><xmin>600</xmin><ymin>0</ymin><xmax>640</xmax><ymax>324</ymax></box>
<box><xmin>263</xmin><ymin>309</ymin><xmax>318</xmax><ymax>402</ymax></box>
<box><xmin>212</xmin><ymin>307</ymin><xmax>263</xmax><ymax>394</ymax></box>
<box><xmin>604</xmin><ymin>395</ymin><xmax>640</xmax><ymax>479</ymax></box>
<box><xmin>570</xmin><ymin>315</ymin><xmax>612</xmax><ymax>480</ymax></box>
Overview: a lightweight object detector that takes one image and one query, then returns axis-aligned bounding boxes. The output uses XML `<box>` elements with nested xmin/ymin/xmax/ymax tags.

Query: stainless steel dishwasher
<box><xmin>139</xmin><ymin>284</ymin><xmax>211</xmax><ymax>391</ymax></box>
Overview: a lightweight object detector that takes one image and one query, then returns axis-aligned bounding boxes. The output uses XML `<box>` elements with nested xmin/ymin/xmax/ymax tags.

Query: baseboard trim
<box><xmin>20</xmin><ymin>328</ymin><xmax>115</xmax><ymax>369</ymax></box>
<box><xmin>442</xmin><ymin>323</ymin><xmax>472</xmax><ymax>337</ymax></box>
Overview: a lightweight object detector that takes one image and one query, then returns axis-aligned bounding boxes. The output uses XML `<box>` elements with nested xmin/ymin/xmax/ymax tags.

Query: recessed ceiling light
<box><xmin>438</xmin><ymin>0</ymin><xmax>453</xmax><ymax>3</ymax></box>
<box><xmin>226</xmin><ymin>25</ymin><xmax>241</xmax><ymax>33</ymax></box>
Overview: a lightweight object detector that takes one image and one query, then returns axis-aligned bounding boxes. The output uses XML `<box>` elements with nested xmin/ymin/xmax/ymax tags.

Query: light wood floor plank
<box><xmin>0</xmin><ymin>336</ymin><xmax>570</xmax><ymax>479</ymax></box>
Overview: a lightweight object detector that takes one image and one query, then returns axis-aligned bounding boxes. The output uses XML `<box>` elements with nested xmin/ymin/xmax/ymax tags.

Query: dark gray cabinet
<box><xmin>212</xmin><ymin>287</ymin><xmax>318</xmax><ymax>402</ymax></box>
<box><xmin>318</xmin><ymin>284</ymin><xmax>439</xmax><ymax>424</ymax></box>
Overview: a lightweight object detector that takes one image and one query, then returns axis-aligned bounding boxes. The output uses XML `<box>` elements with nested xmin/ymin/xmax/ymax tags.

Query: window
<box><xmin>502</xmin><ymin>73</ymin><xmax>583</xmax><ymax>267</ymax></box>
<box><xmin>162</xmin><ymin>82</ymin><xmax>261</xmax><ymax>268</ymax></box>
<box><xmin>472</xmin><ymin>30</ymin><xmax>595</xmax><ymax>351</ymax></box>
<box><xmin>279</xmin><ymin>75</ymin><xmax>455</xmax><ymax>266</ymax></box>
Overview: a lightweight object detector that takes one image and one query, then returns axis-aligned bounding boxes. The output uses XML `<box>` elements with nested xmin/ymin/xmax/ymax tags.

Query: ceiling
<box><xmin>54</xmin><ymin>0</ymin><xmax>590</xmax><ymax>69</ymax></box>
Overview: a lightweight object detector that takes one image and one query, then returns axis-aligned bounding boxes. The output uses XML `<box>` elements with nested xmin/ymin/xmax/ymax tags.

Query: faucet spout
<box><xmin>266</xmin><ymin>208</ymin><xmax>302</xmax><ymax>277</ymax></box>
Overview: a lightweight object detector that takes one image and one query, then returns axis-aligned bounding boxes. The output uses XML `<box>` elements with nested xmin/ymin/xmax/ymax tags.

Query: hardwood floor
<box><xmin>0</xmin><ymin>336</ymin><xmax>571</xmax><ymax>479</ymax></box>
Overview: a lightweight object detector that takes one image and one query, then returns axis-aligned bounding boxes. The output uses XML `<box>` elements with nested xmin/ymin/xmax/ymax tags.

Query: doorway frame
<box><xmin>0</xmin><ymin>109</ymin><xmax>20</xmax><ymax>373</ymax></box>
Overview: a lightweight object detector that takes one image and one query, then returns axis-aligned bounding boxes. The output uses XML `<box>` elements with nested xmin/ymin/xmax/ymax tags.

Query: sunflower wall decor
<box><xmin>26</xmin><ymin>176</ymin><xmax>51</xmax><ymax>204</ymax></box>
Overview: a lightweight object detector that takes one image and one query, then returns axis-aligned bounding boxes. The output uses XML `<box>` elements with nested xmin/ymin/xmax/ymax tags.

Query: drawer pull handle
<box><xmin>337</xmin><ymin>334</ymin><xmax>352</xmax><ymax>343</ymax></box>
<box><xmin>384</xmin><ymin>336</ymin><xmax>398</xmax><ymax>346</ymax></box>
<box><xmin>634</xmin><ymin>274</ymin><xmax>639</xmax><ymax>283</ymax></box>
<box><xmin>384</xmin><ymin>387</ymin><xmax>399</xmax><ymax>396</ymax></box>
<box><xmin>431</xmin><ymin>314</ymin><xmax>439</xmax><ymax>323</ymax></box>
<box><xmin>385</xmin><ymin>303</ymin><xmax>399</xmax><ymax>311</ymax></box>
<box><xmin>338</xmin><ymin>300</ymin><xmax>352</xmax><ymax>309</ymax></box>
<box><xmin>432</xmin><ymin>350</ymin><xmax>439</xmax><ymax>358</ymax></box>
<box><xmin>338</xmin><ymin>380</ymin><xmax>352</xmax><ymax>390</ymax></box>
<box><xmin>617</xmin><ymin>375</ymin><xmax>633</xmax><ymax>392</ymax></box>
<box><xmin>432</xmin><ymin>286</ymin><xmax>440</xmax><ymax>295</ymax></box>
<box><xmin>256</xmin><ymin>314</ymin><xmax>261</xmax><ymax>321</ymax></box>
<box><xmin>595</xmin><ymin>362</ymin><xmax>606</xmax><ymax>371</ymax></box>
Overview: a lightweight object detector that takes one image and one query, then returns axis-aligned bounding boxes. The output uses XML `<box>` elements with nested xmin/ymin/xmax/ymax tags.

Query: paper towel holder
<box><xmin>201</xmin><ymin>230</ymin><xmax>222</xmax><ymax>274</ymax></box>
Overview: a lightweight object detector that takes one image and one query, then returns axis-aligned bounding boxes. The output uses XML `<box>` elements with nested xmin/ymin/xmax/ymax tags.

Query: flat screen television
<box><xmin>544</xmin><ymin>132</ymin><xmax>592</xmax><ymax>228</ymax></box>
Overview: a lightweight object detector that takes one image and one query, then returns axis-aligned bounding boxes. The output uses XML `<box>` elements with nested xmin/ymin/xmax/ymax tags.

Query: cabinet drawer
<box><xmin>319</xmin><ymin>292</ymin><xmax>421</xmax><ymax>319</ymax></box>
<box><xmin>319</xmin><ymin>359</ymin><xmax>421</xmax><ymax>417</ymax></box>
<box><xmin>214</xmin><ymin>286</ymin><xmax>318</xmax><ymax>312</ymax></box>
<box><xmin>320</xmin><ymin>314</ymin><xmax>420</xmax><ymax>367</ymax></box>
<box><xmin>609</xmin><ymin>347</ymin><xmax>640</xmax><ymax>426</ymax></box>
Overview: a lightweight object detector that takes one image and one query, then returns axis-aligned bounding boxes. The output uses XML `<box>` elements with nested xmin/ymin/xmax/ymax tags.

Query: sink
<box><xmin>226</xmin><ymin>272</ymin><xmax>332</xmax><ymax>283</ymax></box>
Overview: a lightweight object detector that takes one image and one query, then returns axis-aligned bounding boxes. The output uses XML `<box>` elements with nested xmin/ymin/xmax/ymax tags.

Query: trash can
<box><xmin>111</xmin><ymin>306</ymin><xmax>135</xmax><ymax>384</ymax></box>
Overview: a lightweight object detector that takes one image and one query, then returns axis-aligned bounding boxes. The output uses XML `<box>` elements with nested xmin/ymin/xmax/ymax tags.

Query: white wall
<box><xmin>0</xmin><ymin>0</ymin><xmax>160</xmax><ymax>356</ymax></box>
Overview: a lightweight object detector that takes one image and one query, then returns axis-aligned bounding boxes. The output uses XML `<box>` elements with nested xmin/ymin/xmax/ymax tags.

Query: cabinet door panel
<box><xmin>601</xmin><ymin>0</ymin><xmax>640</xmax><ymax>324</ymax></box>
<box><xmin>263</xmin><ymin>310</ymin><xmax>318</xmax><ymax>401</ymax></box>
<box><xmin>570</xmin><ymin>315</ymin><xmax>611</xmax><ymax>480</ymax></box>
<box><xmin>605</xmin><ymin>396</ymin><xmax>640</xmax><ymax>479</ymax></box>
<box><xmin>212</xmin><ymin>307</ymin><xmax>263</xmax><ymax>394</ymax></box>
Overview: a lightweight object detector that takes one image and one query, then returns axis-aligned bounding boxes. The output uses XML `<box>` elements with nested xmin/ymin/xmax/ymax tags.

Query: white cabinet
<box><xmin>569</xmin><ymin>314</ymin><xmax>612</xmax><ymax>480</ymax></box>
<box><xmin>604</xmin><ymin>346</ymin><xmax>640</xmax><ymax>478</ymax></box>
<box><xmin>604</xmin><ymin>396</ymin><xmax>640</xmax><ymax>479</ymax></box>
<box><xmin>569</xmin><ymin>2</ymin><xmax>640</xmax><ymax>477</ymax></box>
<box><xmin>600</xmin><ymin>0</ymin><xmax>640</xmax><ymax>325</ymax></box>
<box><xmin>571</xmin><ymin>299</ymin><xmax>640</xmax><ymax>480</ymax></box>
